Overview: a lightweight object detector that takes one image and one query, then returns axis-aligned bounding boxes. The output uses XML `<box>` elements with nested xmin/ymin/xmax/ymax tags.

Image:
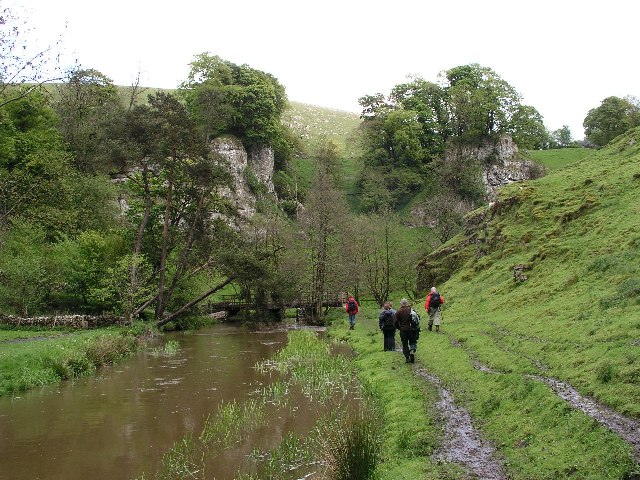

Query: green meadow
<box><xmin>524</xmin><ymin>147</ymin><xmax>593</xmax><ymax>170</ymax></box>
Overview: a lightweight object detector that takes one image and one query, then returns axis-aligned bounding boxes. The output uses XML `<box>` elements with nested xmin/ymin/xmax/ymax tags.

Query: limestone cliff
<box><xmin>444</xmin><ymin>135</ymin><xmax>541</xmax><ymax>202</ymax></box>
<box><xmin>209</xmin><ymin>136</ymin><xmax>276</xmax><ymax>221</ymax></box>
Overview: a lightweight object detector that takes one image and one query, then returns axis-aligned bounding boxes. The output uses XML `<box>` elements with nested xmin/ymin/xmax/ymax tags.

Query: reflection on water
<box><xmin>0</xmin><ymin>324</ymin><xmax>338</xmax><ymax>480</ymax></box>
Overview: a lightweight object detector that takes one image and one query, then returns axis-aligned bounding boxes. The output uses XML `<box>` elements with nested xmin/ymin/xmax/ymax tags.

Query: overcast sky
<box><xmin>9</xmin><ymin>0</ymin><xmax>640</xmax><ymax>140</ymax></box>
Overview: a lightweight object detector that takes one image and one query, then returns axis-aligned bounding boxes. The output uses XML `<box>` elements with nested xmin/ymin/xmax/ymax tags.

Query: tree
<box><xmin>583</xmin><ymin>96</ymin><xmax>640</xmax><ymax>147</ymax></box>
<box><xmin>550</xmin><ymin>125</ymin><xmax>573</xmax><ymax>148</ymax></box>
<box><xmin>421</xmin><ymin>192</ymin><xmax>473</xmax><ymax>246</ymax></box>
<box><xmin>180</xmin><ymin>53</ymin><xmax>289</xmax><ymax>151</ymax></box>
<box><xmin>390</xmin><ymin>77</ymin><xmax>451</xmax><ymax>154</ymax></box>
<box><xmin>0</xmin><ymin>4</ymin><xmax>63</xmax><ymax>108</ymax></box>
<box><xmin>225</xmin><ymin>212</ymin><xmax>305</xmax><ymax>319</ymax></box>
<box><xmin>0</xmin><ymin>221</ymin><xmax>51</xmax><ymax>315</ymax></box>
<box><xmin>55</xmin><ymin>230</ymin><xmax>128</xmax><ymax>309</ymax></box>
<box><xmin>112</xmin><ymin>91</ymin><xmax>233</xmax><ymax>324</ymax></box>
<box><xmin>442</xmin><ymin>64</ymin><xmax>522</xmax><ymax>140</ymax></box>
<box><xmin>54</xmin><ymin>68</ymin><xmax>123</xmax><ymax>173</ymax></box>
<box><xmin>0</xmin><ymin>90</ymin><xmax>117</xmax><ymax>237</ymax></box>
<box><xmin>299</xmin><ymin>140</ymin><xmax>349</xmax><ymax>323</ymax></box>
<box><xmin>358</xmin><ymin>212</ymin><xmax>394</xmax><ymax>306</ymax></box>
<box><xmin>509</xmin><ymin>105</ymin><xmax>549</xmax><ymax>149</ymax></box>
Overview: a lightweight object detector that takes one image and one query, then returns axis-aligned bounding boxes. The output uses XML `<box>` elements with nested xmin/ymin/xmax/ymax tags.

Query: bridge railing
<box><xmin>205</xmin><ymin>293</ymin><xmax>345</xmax><ymax>312</ymax></box>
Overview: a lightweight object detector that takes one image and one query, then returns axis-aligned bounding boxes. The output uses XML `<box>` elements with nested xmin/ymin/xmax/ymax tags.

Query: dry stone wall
<box><xmin>0</xmin><ymin>314</ymin><xmax>128</xmax><ymax>329</ymax></box>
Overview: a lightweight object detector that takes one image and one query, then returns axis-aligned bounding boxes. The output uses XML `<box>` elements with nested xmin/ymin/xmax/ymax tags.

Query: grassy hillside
<box><xmin>284</xmin><ymin>101</ymin><xmax>363</xmax><ymax>208</ymax></box>
<box><xmin>283</xmin><ymin>101</ymin><xmax>361</xmax><ymax>156</ymax></box>
<box><xmin>523</xmin><ymin>147</ymin><xmax>593</xmax><ymax>170</ymax></box>
<box><xmin>411</xmin><ymin>128</ymin><xmax>640</xmax><ymax>476</ymax></box>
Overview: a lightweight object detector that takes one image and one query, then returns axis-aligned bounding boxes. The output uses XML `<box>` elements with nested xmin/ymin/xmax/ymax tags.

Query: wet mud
<box><xmin>416</xmin><ymin>369</ymin><xmax>507</xmax><ymax>480</ymax></box>
<box><xmin>527</xmin><ymin>374</ymin><xmax>640</xmax><ymax>462</ymax></box>
<box><xmin>448</xmin><ymin>336</ymin><xmax>640</xmax><ymax>462</ymax></box>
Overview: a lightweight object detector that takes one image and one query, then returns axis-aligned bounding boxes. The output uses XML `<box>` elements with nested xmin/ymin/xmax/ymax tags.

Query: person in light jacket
<box><xmin>424</xmin><ymin>287</ymin><xmax>445</xmax><ymax>332</ymax></box>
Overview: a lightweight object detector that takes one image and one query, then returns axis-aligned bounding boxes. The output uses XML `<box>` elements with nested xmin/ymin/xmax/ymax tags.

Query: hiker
<box><xmin>345</xmin><ymin>295</ymin><xmax>359</xmax><ymax>329</ymax></box>
<box><xmin>394</xmin><ymin>298</ymin><xmax>418</xmax><ymax>363</ymax></box>
<box><xmin>378</xmin><ymin>301</ymin><xmax>396</xmax><ymax>351</ymax></box>
<box><xmin>424</xmin><ymin>286</ymin><xmax>445</xmax><ymax>332</ymax></box>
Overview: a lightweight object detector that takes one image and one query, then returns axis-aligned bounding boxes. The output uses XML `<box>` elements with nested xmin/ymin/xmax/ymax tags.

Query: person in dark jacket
<box><xmin>378</xmin><ymin>301</ymin><xmax>396</xmax><ymax>351</ymax></box>
<box><xmin>394</xmin><ymin>298</ymin><xmax>417</xmax><ymax>363</ymax></box>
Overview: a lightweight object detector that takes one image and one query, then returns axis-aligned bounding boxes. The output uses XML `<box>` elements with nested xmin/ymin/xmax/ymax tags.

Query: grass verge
<box><xmin>0</xmin><ymin>323</ymin><xmax>146</xmax><ymax>396</ymax></box>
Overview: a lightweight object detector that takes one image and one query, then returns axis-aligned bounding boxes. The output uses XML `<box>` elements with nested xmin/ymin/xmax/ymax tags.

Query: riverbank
<box><xmin>329</xmin><ymin>301</ymin><xmax>639</xmax><ymax>479</ymax></box>
<box><xmin>0</xmin><ymin>323</ymin><xmax>149</xmax><ymax>396</ymax></box>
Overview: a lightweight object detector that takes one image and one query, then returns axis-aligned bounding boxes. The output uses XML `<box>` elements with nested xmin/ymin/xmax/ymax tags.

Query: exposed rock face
<box><xmin>445</xmin><ymin>135</ymin><xmax>540</xmax><ymax>201</ymax></box>
<box><xmin>210</xmin><ymin>136</ymin><xmax>276</xmax><ymax>221</ymax></box>
<box><xmin>248</xmin><ymin>145</ymin><xmax>276</xmax><ymax>194</ymax></box>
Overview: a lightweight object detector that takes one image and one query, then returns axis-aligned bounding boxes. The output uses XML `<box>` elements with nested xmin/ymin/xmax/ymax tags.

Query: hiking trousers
<box><xmin>400</xmin><ymin>330</ymin><xmax>418</xmax><ymax>360</ymax></box>
<box><xmin>382</xmin><ymin>329</ymin><xmax>396</xmax><ymax>351</ymax></box>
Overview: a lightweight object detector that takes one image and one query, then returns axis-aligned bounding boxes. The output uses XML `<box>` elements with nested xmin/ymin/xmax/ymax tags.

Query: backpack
<box><xmin>429</xmin><ymin>292</ymin><xmax>441</xmax><ymax>311</ymax></box>
<box><xmin>409</xmin><ymin>309</ymin><xmax>421</xmax><ymax>331</ymax></box>
<box><xmin>381</xmin><ymin>310</ymin><xmax>395</xmax><ymax>329</ymax></box>
<box><xmin>347</xmin><ymin>300</ymin><xmax>357</xmax><ymax>313</ymax></box>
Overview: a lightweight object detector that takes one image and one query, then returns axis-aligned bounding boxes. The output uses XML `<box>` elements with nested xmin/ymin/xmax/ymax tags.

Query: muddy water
<box><xmin>0</xmin><ymin>325</ymin><xmax>328</xmax><ymax>480</ymax></box>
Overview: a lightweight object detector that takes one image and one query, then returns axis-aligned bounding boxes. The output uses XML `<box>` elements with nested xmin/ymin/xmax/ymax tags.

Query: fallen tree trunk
<box><xmin>156</xmin><ymin>277</ymin><xmax>234</xmax><ymax>328</ymax></box>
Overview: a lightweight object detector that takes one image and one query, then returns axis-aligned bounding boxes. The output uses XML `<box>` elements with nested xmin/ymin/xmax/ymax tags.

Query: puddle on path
<box><xmin>416</xmin><ymin>369</ymin><xmax>507</xmax><ymax>480</ymax></box>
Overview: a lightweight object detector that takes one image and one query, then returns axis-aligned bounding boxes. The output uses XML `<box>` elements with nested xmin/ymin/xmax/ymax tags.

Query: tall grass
<box><xmin>319</xmin><ymin>406</ymin><xmax>382</xmax><ymax>480</ymax></box>
<box><xmin>259</xmin><ymin>329</ymin><xmax>357</xmax><ymax>401</ymax></box>
<box><xmin>200</xmin><ymin>399</ymin><xmax>266</xmax><ymax>448</ymax></box>
<box><xmin>148</xmin><ymin>340</ymin><xmax>180</xmax><ymax>356</ymax></box>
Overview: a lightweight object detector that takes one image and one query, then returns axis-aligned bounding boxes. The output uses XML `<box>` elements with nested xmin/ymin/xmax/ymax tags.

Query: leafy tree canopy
<box><xmin>53</xmin><ymin>68</ymin><xmax>123</xmax><ymax>174</ymax></box>
<box><xmin>583</xmin><ymin>96</ymin><xmax>640</xmax><ymax>147</ymax></box>
<box><xmin>356</xmin><ymin>64</ymin><xmax>549</xmax><ymax>212</ymax></box>
<box><xmin>441</xmin><ymin>64</ymin><xmax>522</xmax><ymax>140</ymax></box>
<box><xmin>179</xmin><ymin>53</ymin><xmax>289</xmax><ymax>154</ymax></box>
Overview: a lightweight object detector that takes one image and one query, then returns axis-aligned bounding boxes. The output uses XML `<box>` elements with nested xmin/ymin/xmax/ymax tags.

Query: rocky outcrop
<box><xmin>210</xmin><ymin>136</ymin><xmax>276</xmax><ymax>221</ymax></box>
<box><xmin>445</xmin><ymin>135</ymin><xmax>541</xmax><ymax>201</ymax></box>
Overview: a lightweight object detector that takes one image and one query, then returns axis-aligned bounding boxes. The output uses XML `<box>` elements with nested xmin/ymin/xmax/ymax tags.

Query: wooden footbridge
<box><xmin>205</xmin><ymin>293</ymin><xmax>346</xmax><ymax>318</ymax></box>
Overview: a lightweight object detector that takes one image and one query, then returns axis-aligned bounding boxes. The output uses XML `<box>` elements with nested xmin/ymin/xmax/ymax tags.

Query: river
<box><xmin>0</xmin><ymin>324</ymin><xmax>335</xmax><ymax>480</ymax></box>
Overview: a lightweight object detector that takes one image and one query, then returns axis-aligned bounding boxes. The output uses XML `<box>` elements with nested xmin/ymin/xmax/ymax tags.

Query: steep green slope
<box><xmin>283</xmin><ymin>101</ymin><xmax>361</xmax><ymax>156</ymax></box>
<box><xmin>284</xmin><ymin>101</ymin><xmax>363</xmax><ymax>208</ymax></box>
<box><xmin>413</xmin><ymin>128</ymin><xmax>640</xmax><ymax>476</ymax></box>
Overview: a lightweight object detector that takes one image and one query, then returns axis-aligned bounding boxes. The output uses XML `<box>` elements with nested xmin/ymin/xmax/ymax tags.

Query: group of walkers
<box><xmin>344</xmin><ymin>287</ymin><xmax>445</xmax><ymax>364</ymax></box>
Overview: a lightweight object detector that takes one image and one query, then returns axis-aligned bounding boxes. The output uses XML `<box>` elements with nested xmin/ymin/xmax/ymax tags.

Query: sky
<box><xmin>8</xmin><ymin>0</ymin><xmax>640</xmax><ymax>140</ymax></box>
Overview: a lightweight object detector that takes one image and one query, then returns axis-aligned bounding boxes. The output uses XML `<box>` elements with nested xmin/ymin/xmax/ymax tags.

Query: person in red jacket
<box><xmin>424</xmin><ymin>287</ymin><xmax>445</xmax><ymax>332</ymax></box>
<box><xmin>345</xmin><ymin>296</ymin><xmax>359</xmax><ymax>329</ymax></box>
